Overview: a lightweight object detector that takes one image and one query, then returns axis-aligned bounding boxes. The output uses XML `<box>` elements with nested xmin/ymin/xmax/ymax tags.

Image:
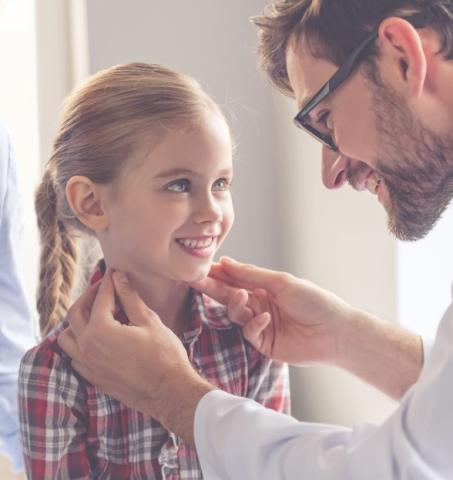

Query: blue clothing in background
<box><xmin>0</xmin><ymin>124</ymin><xmax>36</xmax><ymax>471</ymax></box>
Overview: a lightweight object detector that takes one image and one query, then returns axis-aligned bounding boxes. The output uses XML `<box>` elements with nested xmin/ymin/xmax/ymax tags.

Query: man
<box><xmin>59</xmin><ymin>0</ymin><xmax>453</xmax><ymax>478</ymax></box>
<box><xmin>0</xmin><ymin>124</ymin><xmax>35</xmax><ymax>472</ymax></box>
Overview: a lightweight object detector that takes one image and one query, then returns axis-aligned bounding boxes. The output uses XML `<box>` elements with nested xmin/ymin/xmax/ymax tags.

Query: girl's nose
<box><xmin>193</xmin><ymin>195</ymin><xmax>223</xmax><ymax>224</ymax></box>
<box><xmin>321</xmin><ymin>145</ymin><xmax>349</xmax><ymax>189</ymax></box>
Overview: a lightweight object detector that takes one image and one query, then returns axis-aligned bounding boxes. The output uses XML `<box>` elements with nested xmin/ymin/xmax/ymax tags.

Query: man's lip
<box><xmin>354</xmin><ymin>170</ymin><xmax>375</xmax><ymax>191</ymax></box>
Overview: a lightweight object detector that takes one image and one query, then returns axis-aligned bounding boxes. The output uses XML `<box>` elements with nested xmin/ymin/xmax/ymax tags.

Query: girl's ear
<box><xmin>377</xmin><ymin>16</ymin><xmax>427</xmax><ymax>98</ymax></box>
<box><xmin>65</xmin><ymin>176</ymin><xmax>109</xmax><ymax>231</ymax></box>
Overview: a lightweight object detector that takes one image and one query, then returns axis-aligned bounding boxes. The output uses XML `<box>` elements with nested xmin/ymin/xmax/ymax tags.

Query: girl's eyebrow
<box><xmin>155</xmin><ymin>168</ymin><xmax>196</xmax><ymax>179</ymax></box>
<box><xmin>154</xmin><ymin>167</ymin><xmax>233</xmax><ymax>179</ymax></box>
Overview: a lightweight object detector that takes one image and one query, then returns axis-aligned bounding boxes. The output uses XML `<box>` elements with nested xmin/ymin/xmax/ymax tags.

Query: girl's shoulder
<box><xmin>20</xmin><ymin>318</ymin><xmax>73</xmax><ymax>375</ymax></box>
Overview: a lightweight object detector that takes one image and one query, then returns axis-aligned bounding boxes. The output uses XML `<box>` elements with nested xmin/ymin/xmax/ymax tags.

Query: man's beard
<box><xmin>361</xmin><ymin>67</ymin><xmax>453</xmax><ymax>241</ymax></box>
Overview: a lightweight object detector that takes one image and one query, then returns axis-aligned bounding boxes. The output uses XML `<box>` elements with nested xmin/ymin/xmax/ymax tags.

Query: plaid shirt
<box><xmin>19</xmin><ymin>270</ymin><xmax>290</xmax><ymax>479</ymax></box>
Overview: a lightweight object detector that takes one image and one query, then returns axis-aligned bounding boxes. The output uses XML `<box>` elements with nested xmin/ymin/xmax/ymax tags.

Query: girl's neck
<box><xmin>104</xmin><ymin>263</ymin><xmax>192</xmax><ymax>336</ymax></box>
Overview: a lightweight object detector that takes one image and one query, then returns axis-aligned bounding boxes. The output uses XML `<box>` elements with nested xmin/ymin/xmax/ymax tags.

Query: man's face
<box><xmin>286</xmin><ymin>40</ymin><xmax>453</xmax><ymax>241</ymax></box>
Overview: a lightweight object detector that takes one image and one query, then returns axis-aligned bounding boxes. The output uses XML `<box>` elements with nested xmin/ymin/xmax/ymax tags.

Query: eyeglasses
<box><xmin>293</xmin><ymin>9</ymin><xmax>435</xmax><ymax>152</ymax></box>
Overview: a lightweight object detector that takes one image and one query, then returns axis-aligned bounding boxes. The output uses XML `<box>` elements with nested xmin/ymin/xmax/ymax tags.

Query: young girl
<box><xmin>18</xmin><ymin>63</ymin><xmax>289</xmax><ymax>479</ymax></box>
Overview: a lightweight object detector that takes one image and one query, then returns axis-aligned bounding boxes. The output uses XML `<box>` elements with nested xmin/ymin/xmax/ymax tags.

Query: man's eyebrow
<box><xmin>154</xmin><ymin>167</ymin><xmax>233</xmax><ymax>179</ymax></box>
<box><xmin>298</xmin><ymin>92</ymin><xmax>316</xmax><ymax>112</ymax></box>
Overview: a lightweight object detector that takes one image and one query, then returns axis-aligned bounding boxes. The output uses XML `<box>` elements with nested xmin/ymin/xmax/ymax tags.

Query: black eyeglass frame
<box><xmin>293</xmin><ymin>9</ymin><xmax>436</xmax><ymax>151</ymax></box>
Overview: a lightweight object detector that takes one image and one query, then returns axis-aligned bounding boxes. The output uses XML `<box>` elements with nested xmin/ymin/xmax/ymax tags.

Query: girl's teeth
<box><xmin>178</xmin><ymin>237</ymin><xmax>214</xmax><ymax>249</ymax></box>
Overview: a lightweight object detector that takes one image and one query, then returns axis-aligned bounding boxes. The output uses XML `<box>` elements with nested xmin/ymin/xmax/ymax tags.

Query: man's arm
<box><xmin>192</xmin><ymin>258</ymin><xmax>423</xmax><ymax>399</ymax></box>
<box><xmin>194</xmin><ymin>300</ymin><xmax>451</xmax><ymax>479</ymax></box>
<box><xmin>336</xmin><ymin>308</ymin><xmax>423</xmax><ymax>399</ymax></box>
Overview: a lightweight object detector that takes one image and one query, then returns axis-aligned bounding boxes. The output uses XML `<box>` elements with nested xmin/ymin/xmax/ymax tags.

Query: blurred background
<box><xmin>1</xmin><ymin>0</ymin><xmax>452</xmax><ymax>477</ymax></box>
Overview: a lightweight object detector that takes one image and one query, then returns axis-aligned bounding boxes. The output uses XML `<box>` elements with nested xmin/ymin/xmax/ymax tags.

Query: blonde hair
<box><xmin>36</xmin><ymin>62</ymin><xmax>225</xmax><ymax>336</ymax></box>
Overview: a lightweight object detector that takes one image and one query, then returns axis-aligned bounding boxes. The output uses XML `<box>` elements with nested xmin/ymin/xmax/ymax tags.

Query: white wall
<box><xmin>397</xmin><ymin>205</ymin><xmax>453</xmax><ymax>340</ymax></box>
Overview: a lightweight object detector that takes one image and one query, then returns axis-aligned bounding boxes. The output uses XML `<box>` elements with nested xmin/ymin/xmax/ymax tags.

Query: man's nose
<box><xmin>321</xmin><ymin>146</ymin><xmax>349</xmax><ymax>189</ymax></box>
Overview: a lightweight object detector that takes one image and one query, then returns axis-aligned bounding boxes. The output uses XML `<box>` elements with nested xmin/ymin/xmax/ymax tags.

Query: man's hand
<box><xmin>192</xmin><ymin>257</ymin><xmax>352</xmax><ymax>366</ymax></box>
<box><xmin>192</xmin><ymin>257</ymin><xmax>423</xmax><ymax>399</ymax></box>
<box><xmin>58</xmin><ymin>270</ymin><xmax>214</xmax><ymax>444</ymax></box>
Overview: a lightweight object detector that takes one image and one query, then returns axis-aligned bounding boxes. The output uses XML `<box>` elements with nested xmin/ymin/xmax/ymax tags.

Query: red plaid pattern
<box><xmin>19</xmin><ymin>274</ymin><xmax>290</xmax><ymax>479</ymax></box>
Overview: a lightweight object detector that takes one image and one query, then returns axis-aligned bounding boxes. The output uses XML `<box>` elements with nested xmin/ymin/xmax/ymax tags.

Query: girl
<box><xmin>18</xmin><ymin>63</ymin><xmax>289</xmax><ymax>479</ymax></box>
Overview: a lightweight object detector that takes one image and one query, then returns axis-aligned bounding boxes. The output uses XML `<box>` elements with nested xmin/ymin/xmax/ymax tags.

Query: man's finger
<box><xmin>65</xmin><ymin>281</ymin><xmax>101</xmax><ymax>338</ymax></box>
<box><xmin>112</xmin><ymin>271</ymin><xmax>157</xmax><ymax>327</ymax></box>
<box><xmin>189</xmin><ymin>275</ymin><xmax>240</xmax><ymax>305</ymax></box>
<box><xmin>58</xmin><ymin>327</ymin><xmax>82</xmax><ymax>360</ymax></box>
<box><xmin>219</xmin><ymin>256</ymin><xmax>285</xmax><ymax>292</ymax></box>
<box><xmin>90</xmin><ymin>269</ymin><xmax>117</xmax><ymax>325</ymax></box>
<box><xmin>227</xmin><ymin>289</ymin><xmax>253</xmax><ymax>326</ymax></box>
<box><xmin>243</xmin><ymin>312</ymin><xmax>271</xmax><ymax>351</ymax></box>
<box><xmin>206</xmin><ymin>263</ymin><xmax>234</xmax><ymax>284</ymax></box>
<box><xmin>71</xmin><ymin>359</ymin><xmax>96</xmax><ymax>385</ymax></box>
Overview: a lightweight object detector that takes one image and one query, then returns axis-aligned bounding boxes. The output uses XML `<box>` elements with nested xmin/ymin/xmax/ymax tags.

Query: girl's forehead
<box><xmin>122</xmin><ymin>116</ymin><xmax>233</xmax><ymax>181</ymax></box>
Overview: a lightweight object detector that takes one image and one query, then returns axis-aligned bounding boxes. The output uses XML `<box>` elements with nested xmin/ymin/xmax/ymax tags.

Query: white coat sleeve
<box><xmin>194</xmin><ymin>302</ymin><xmax>453</xmax><ymax>480</ymax></box>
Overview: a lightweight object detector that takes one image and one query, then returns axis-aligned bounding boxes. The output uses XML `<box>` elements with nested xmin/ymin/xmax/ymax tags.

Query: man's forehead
<box><xmin>286</xmin><ymin>38</ymin><xmax>338</xmax><ymax>109</ymax></box>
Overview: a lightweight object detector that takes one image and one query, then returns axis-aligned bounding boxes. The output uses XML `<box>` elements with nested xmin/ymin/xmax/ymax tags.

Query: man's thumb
<box><xmin>112</xmin><ymin>271</ymin><xmax>158</xmax><ymax>327</ymax></box>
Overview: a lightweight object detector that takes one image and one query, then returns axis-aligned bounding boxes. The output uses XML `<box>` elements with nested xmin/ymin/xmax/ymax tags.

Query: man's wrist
<box><xmin>143</xmin><ymin>364</ymin><xmax>216</xmax><ymax>445</ymax></box>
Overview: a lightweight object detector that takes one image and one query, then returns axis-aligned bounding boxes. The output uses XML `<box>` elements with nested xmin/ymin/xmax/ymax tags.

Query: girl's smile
<box><xmin>175</xmin><ymin>235</ymin><xmax>218</xmax><ymax>258</ymax></box>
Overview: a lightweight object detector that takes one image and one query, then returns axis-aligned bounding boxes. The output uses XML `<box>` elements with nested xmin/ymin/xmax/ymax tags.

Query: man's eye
<box><xmin>314</xmin><ymin>110</ymin><xmax>332</xmax><ymax>135</ymax></box>
<box><xmin>167</xmin><ymin>179</ymin><xmax>190</xmax><ymax>193</ymax></box>
<box><xmin>317</xmin><ymin>111</ymin><xmax>329</xmax><ymax>126</ymax></box>
<box><xmin>212</xmin><ymin>178</ymin><xmax>231</xmax><ymax>192</ymax></box>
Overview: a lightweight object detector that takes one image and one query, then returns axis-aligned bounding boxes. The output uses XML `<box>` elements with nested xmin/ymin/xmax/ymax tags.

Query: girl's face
<box><xmin>100</xmin><ymin>112</ymin><xmax>234</xmax><ymax>284</ymax></box>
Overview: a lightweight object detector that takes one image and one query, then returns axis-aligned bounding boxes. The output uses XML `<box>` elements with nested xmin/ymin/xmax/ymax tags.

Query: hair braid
<box><xmin>35</xmin><ymin>168</ymin><xmax>77</xmax><ymax>337</ymax></box>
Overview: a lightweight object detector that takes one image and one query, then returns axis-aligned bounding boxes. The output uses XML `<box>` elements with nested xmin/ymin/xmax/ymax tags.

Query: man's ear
<box><xmin>377</xmin><ymin>17</ymin><xmax>427</xmax><ymax>98</ymax></box>
<box><xmin>65</xmin><ymin>176</ymin><xmax>109</xmax><ymax>231</ymax></box>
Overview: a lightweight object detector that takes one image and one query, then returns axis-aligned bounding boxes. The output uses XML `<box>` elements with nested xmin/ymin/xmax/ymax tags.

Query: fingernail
<box><xmin>221</xmin><ymin>256</ymin><xmax>236</xmax><ymax>264</ymax></box>
<box><xmin>114</xmin><ymin>271</ymin><xmax>128</xmax><ymax>284</ymax></box>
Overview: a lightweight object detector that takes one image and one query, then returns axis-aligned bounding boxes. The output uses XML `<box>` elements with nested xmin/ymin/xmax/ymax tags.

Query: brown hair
<box><xmin>36</xmin><ymin>62</ymin><xmax>225</xmax><ymax>337</ymax></box>
<box><xmin>252</xmin><ymin>0</ymin><xmax>453</xmax><ymax>97</ymax></box>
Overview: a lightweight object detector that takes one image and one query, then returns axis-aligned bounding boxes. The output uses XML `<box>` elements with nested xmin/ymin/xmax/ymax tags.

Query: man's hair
<box><xmin>252</xmin><ymin>0</ymin><xmax>453</xmax><ymax>97</ymax></box>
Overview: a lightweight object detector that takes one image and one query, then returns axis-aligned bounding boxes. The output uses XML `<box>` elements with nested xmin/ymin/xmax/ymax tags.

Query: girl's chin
<box><xmin>170</xmin><ymin>265</ymin><xmax>211</xmax><ymax>284</ymax></box>
<box><xmin>183</xmin><ymin>269</ymin><xmax>210</xmax><ymax>284</ymax></box>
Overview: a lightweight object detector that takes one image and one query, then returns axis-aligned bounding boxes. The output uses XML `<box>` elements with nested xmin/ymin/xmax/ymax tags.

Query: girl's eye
<box><xmin>212</xmin><ymin>178</ymin><xmax>231</xmax><ymax>192</ymax></box>
<box><xmin>167</xmin><ymin>179</ymin><xmax>190</xmax><ymax>193</ymax></box>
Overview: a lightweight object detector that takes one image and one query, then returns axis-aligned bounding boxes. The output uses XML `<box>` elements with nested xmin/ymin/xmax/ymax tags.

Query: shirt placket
<box><xmin>158</xmin><ymin>332</ymin><xmax>201</xmax><ymax>480</ymax></box>
<box><xmin>158</xmin><ymin>432</ymin><xmax>179</xmax><ymax>480</ymax></box>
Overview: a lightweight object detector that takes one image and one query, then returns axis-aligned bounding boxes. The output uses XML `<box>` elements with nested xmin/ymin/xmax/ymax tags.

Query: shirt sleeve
<box><xmin>245</xmin><ymin>342</ymin><xmax>290</xmax><ymax>414</ymax></box>
<box><xmin>0</xmin><ymin>124</ymin><xmax>36</xmax><ymax>471</ymax></box>
<box><xmin>421</xmin><ymin>335</ymin><xmax>434</xmax><ymax>363</ymax></box>
<box><xmin>194</xmin><ymin>303</ymin><xmax>453</xmax><ymax>480</ymax></box>
<box><xmin>19</xmin><ymin>338</ymin><xmax>93</xmax><ymax>479</ymax></box>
